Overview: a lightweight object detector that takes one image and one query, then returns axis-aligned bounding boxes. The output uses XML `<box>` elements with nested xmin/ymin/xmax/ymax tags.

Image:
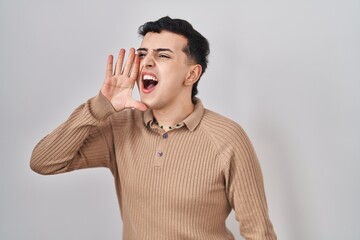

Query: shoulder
<box><xmin>201</xmin><ymin>109</ymin><xmax>245</xmax><ymax>136</ymax></box>
<box><xmin>200</xmin><ymin>109</ymin><xmax>254</xmax><ymax>152</ymax></box>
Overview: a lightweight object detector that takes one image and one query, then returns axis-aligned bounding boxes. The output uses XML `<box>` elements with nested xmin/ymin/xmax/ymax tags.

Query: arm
<box><xmin>30</xmin><ymin>48</ymin><xmax>146</xmax><ymax>175</ymax></box>
<box><xmin>30</xmin><ymin>94</ymin><xmax>115</xmax><ymax>175</ymax></box>
<box><xmin>224</xmin><ymin>127</ymin><xmax>277</xmax><ymax>240</ymax></box>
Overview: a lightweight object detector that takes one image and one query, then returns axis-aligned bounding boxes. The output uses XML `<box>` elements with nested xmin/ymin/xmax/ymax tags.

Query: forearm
<box><xmin>30</xmin><ymin>93</ymin><xmax>116</xmax><ymax>175</ymax></box>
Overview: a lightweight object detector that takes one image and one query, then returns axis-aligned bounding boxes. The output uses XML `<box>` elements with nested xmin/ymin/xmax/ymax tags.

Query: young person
<box><xmin>30</xmin><ymin>16</ymin><xmax>277</xmax><ymax>240</ymax></box>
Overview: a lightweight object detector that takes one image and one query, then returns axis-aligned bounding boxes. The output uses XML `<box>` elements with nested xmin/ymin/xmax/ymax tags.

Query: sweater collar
<box><xmin>143</xmin><ymin>98</ymin><xmax>205</xmax><ymax>132</ymax></box>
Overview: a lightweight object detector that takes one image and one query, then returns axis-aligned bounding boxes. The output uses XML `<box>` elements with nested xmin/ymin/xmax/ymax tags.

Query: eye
<box><xmin>159</xmin><ymin>54</ymin><xmax>170</xmax><ymax>59</ymax></box>
<box><xmin>138</xmin><ymin>52</ymin><xmax>146</xmax><ymax>59</ymax></box>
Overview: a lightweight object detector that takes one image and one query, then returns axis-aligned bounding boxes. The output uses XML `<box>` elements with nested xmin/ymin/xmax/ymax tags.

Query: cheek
<box><xmin>161</xmin><ymin>75</ymin><xmax>185</xmax><ymax>91</ymax></box>
<box><xmin>159</xmin><ymin>64</ymin><xmax>188</xmax><ymax>85</ymax></box>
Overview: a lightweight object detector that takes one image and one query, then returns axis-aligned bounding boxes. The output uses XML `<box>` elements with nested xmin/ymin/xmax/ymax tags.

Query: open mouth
<box><xmin>142</xmin><ymin>74</ymin><xmax>158</xmax><ymax>92</ymax></box>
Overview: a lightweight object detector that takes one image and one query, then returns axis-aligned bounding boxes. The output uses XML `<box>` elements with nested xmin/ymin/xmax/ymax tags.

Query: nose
<box><xmin>142</xmin><ymin>54</ymin><xmax>155</xmax><ymax>68</ymax></box>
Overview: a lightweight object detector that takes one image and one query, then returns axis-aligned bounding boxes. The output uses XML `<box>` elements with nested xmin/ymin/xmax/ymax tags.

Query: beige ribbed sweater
<box><xmin>30</xmin><ymin>93</ymin><xmax>276</xmax><ymax>240</ymax></box>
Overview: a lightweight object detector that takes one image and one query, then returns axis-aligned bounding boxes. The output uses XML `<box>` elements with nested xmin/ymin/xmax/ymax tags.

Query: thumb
<box><xmin>127</xmin><ymin>99</ymin><xmax>147</xmax><ymax>111</ymax></box>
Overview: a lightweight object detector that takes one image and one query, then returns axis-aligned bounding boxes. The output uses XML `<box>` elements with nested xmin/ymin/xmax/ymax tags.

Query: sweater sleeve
<box><xmin>30</xmin><ymin>93</ymin><xmax>117</xmax><ymax>175</ymax></box>
<box><xmin>223</xmin><ymin>126</ymin><xmax>277</xmax><ymax>240</ymax></box>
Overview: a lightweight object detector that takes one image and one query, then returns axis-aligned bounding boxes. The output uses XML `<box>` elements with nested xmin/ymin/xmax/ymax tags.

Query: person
<box><xmin>30</xmin><ymin>16</ymin><xmax>277</xmax><ymax>240</ymax></box>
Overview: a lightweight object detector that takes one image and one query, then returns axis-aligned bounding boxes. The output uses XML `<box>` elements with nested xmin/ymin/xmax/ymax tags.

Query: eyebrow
<box><xmin>136</xmin><ymin>48</ymin><xmax>174</xmax><ymax>53</ymax></box>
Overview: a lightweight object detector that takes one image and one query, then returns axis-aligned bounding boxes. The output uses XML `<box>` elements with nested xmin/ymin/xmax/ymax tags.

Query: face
<box><xmin>137</xmin><ymin>31</ymin><xmax>194</xmax><ymax>110</ymax></box>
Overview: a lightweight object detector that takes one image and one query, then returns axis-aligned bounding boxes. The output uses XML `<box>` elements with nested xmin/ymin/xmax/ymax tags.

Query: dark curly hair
<box><xmin>138</xmin><ymin>16</ymin><xmax>210</xmax><ymax>101</ymax></box>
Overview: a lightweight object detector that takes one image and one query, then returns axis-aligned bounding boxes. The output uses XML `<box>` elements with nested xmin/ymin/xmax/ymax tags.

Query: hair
<box><xmin>138</xmin><ymin>16</ymin><xmax>210</xmax><ymax>101</ymax></box>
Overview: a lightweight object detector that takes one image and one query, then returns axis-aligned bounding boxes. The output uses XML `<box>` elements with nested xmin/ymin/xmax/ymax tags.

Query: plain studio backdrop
<box><xmin>1</xmin><ymin>0</ymin><xmax>359</xmax><ymax>239</ymax></box>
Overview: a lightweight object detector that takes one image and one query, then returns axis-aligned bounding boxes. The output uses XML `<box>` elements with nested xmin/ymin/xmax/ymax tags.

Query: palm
<box><xmin>101</xmin><ymin>48</ymin><xmax>147</xmax><ymax>112</ymax></box>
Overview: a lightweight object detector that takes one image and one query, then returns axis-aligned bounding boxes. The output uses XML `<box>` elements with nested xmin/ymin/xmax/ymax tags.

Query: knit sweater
<box><xmin>30</xmin><ymin>93</ymin><xmax>277</xmax><ymax>240</ymax></box>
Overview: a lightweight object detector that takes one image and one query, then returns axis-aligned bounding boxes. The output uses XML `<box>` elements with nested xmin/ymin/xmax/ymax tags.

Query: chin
<box><xmin>140</xmin><ymin>96</ymin><xmax>155</xmax><ymax>109</ymax></box>
<box><xmin>141</xmin><ymin>97</ymin><xmax>166</xmax><ymax>111</ymax></box>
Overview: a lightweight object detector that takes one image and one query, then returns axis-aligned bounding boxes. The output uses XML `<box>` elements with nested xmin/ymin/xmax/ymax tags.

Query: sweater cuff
<box><xmin>88</xmin><ymin>92</ymin><xmax>116</xmax><ymax>121</ymax></box>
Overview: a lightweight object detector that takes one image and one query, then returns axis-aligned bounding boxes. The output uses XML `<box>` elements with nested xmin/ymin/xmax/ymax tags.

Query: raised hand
<box><xmin>101</xmin><ymin>48</ymin><xmax>147</xmax><ymax>112</ymax></box>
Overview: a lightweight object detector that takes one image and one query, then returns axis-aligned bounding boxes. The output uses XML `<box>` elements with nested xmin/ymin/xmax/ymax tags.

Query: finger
<box><xmin>105</xmin><ymin>55</ymin><xmax>114</xmax><ymax>79</ymax></box>
<box><xmin>129</xmin><ymin>54</ymin><xmax>140</xmax><ymax>80</ymax></box>
<box><xmin>122</xmin><ymin>48</ymin><xmax>135</xmax><ymax>76</ymax></box>
<box><xmin>115</xmin><ymin>49</ymin><xmax>125</xmax><ymax>76</ymax></box>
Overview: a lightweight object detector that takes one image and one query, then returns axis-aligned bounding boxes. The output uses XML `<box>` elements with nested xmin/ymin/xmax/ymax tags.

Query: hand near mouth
<box><xmin>101</xmin><ymin>48</ymin><xmax>147</xmax><ymax>112</ymax></box>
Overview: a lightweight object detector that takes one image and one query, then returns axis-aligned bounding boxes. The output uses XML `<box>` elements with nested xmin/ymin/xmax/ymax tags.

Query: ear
<box><xmin>184</xmin><ymin>64</ymin><xmax>202</xmax><ymax>86</ymax></box>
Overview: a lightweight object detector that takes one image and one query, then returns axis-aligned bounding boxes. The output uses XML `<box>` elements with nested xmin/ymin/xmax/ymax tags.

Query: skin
<box><xmin>101</xmin><ymin>31</ymin><xmax>202</xmax><ymax>126</ymax></box>
<box><xmin>101</xmin><ymin>48</ymin><xmax>147</xmax><ymax>112</ymax></box>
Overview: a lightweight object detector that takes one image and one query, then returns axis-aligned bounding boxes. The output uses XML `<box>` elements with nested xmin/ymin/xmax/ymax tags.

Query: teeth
<box><xmin>143</xmin><ymin>74</ymin><xmax>158</xmax><ymax>81</ymax></box>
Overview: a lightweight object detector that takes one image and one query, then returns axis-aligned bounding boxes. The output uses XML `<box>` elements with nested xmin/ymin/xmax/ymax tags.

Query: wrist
<box><xmin>88</xmin><ymin>92</ymin><xmax>117</xmax><ymax>121</ymax></box>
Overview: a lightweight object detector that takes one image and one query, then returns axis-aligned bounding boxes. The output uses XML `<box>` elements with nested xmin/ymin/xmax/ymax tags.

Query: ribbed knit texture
<box><xmin>30</xmin><ymin>93</ymin><xmax>277</xmax><ymax>240</ymax></box>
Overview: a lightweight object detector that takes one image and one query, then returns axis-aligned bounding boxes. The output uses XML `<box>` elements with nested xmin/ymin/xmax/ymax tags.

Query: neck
<box><xmin>153</xmin><ymin>99</ymin><xmax>194</xmax><ymax>126</ymax></box>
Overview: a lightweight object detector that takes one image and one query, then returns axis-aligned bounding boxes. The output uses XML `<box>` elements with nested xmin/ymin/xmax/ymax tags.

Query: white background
<box><xmin>1</xmin><ymin>0</ymin><xmax>359</xmax><ymax>239</ymax></box>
